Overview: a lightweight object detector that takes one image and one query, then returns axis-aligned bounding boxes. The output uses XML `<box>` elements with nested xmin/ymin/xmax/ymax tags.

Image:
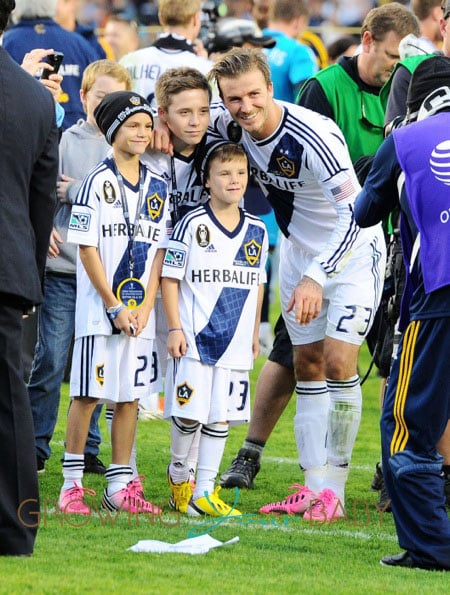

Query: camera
<box><xmin>40</xmin><ymin>52</ymin><xmax>64</xmax><ymax>80</ymax></box>
<box><xmin>199</xmin><ymin>1</ymin><xmax>228</xmax><ymax>53</ymax></box>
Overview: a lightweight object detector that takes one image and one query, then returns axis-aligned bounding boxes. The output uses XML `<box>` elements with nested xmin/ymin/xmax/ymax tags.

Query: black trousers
<box><xmin>0</xmin><ymin>304</ymin><xmax>39</xmax><ymax>555</ymax></box>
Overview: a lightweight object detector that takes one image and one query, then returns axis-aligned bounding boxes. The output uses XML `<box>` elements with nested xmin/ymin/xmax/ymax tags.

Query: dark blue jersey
<box><xmin>3</xmin><ymin>19</ymin><xmax>98</xmax><ymax>129</ymax></box>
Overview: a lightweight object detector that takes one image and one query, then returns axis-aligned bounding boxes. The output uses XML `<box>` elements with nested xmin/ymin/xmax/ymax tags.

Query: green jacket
<box><xmin>379</xmin><ymin>54</ymin><xmax>433</xmax><ymax>111</ymax></box>
<box><xmin>308</xmin><ymin>63</ymin><xmax>385</xmax><ymax>162</ymax></box>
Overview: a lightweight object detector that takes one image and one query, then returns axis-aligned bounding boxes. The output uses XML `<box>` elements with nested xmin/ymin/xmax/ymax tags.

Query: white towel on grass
<box><xmin>128</xmin><ymin>534</ymin><xmax>239</xmax><ymax>555</ymax></box>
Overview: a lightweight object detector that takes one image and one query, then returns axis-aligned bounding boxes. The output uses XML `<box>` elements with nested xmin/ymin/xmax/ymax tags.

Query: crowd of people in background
<box><xmin>1</xmin><ymin>0</ymin><xmax>449</xmax><ymax>572</ymax></box>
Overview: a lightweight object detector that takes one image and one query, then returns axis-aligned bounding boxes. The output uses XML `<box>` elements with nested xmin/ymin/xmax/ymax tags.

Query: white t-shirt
<box><xmin>162</xmin><ymin>202</ymin><xmax>268</xmax><ymax>370</ymax></box>
<box><xmin>68</xmin><ymin>157</ymin><xmax>170</xmax><ymax>339</ymax></box>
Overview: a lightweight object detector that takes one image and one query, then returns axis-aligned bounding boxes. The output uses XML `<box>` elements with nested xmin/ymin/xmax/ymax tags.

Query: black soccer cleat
<box><xmin>219</xmin><ymin>447</ymin><xmax>261</xmax><ymax>489</ymax></box>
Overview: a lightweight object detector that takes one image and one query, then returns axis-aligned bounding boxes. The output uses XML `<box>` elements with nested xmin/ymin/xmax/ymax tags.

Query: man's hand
<box><xmin>287</xmin><ymin>276</ymin><xmax>322</xmax><ymax>325</ymax></box>
<box><xmin>56</xmin><ymin>174</ymin><xmax>75</xmax><ymax>203</ymax></box>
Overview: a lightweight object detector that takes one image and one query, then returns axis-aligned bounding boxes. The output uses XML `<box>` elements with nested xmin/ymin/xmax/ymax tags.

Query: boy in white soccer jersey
<box><xmin>59</xmin><ymin>91</ymin><xmax>169</xmax><ymax>515</ymax></box>
<box><xmin>161</xmin><ymin>142</ymin><xmax>268</xmax><ymax>517</ymax></box>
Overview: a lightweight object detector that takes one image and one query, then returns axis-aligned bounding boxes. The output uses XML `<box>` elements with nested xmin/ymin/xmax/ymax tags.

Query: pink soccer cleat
<box><xmin>102</xmin><ymin>476</ymin><xmax>161</xmax><ymax>515</ymax></box>
<box><xmin>303</xmin><ymin>488</ymin><xmax>345</xmax><ymax>522</ymax></box>
<box><xmin>259</xmin><ymin>484</ymin><xmax>316</xmax><ymax>514</ymax></box>
<box><xmin>58</xmin><ymin>482</ymin><xmax>96</xmax><ymax>515</ymax></box>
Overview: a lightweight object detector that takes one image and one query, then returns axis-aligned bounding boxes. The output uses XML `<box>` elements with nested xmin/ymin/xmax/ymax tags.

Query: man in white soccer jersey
<box><xmin>207</xmin><ymin>48</ymin><xmax>386</xmax><ymax>521</ymax></box>
<box><xmin>161</xmin><ymin>142</ymin><xmax>268</xmax><ymax>517</ymax></box>
<box><xmin>59</xmin><ymin>91</ymin><xmax>169</xmax><ymax>515</ymax></box>
<box><xmin>120</xmin><ymin>0</ymin><xmax>212</xmax><ymax>106</ymax></box>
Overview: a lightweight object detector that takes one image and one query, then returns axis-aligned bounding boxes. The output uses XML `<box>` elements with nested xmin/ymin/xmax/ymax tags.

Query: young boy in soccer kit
<box><xmin>161</xmin><ymin>142</ymin><xmax>268</xmax><ymax>516</ymax></box>
<box><xmin>59</xmin><ymin>91</ymin><xmax>169</xmax><ymax>515</ymax></box>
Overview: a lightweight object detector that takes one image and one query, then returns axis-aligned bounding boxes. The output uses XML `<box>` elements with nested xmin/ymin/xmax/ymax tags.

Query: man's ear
<box><xmin>361</xmin><ymin>30</ymin><xmax>373</xmax><ymax>54</ymax></box>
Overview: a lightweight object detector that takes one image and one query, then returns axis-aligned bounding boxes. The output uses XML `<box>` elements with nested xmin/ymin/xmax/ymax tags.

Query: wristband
<box><xmin>168</xmin><ymin>328</ymin><xmax>183</xmax><ymax>332</ymax></box>
<box><xmin>106</xmin><ymin>303</ymin><xmax>125</xmax><ymax>321</ymax></box>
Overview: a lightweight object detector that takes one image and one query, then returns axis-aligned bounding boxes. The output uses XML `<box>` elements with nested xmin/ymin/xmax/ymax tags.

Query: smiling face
<box><xmin>158</xmin><ymin>88</ymin><xmax>210</xmax><ymax>156</ymax></box>
<box><xmin>205</xmin><ymin>154</ymin><xmax>248</xmax><ymax>208</ymax></box>
<box><xmin>218</xmin><ymin>68</ymin><xmax>280</xmax><ymax>140</ymax></box>
<box><xmin>112</xmin><ymin>112</ymin><xmax>154</xmax><ymax>157</ymax></box>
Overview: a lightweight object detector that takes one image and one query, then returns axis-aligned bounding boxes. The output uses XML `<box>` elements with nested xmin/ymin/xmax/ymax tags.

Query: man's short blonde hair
<box><xmin>158</xmin><ymin>0</ymin><xmax>202</xmax><ymax>27</ymax></box>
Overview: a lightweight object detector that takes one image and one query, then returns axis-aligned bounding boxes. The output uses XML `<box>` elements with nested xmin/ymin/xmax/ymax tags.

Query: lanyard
<box><xmin>170</xmin><ymin>155</ymin><xmax>196</xmax><ymax>225</ymax></box>
<box><xmin>114</xmin><ymin>161</ymin><xmax>145</xmax><ymax>278</ymax></box>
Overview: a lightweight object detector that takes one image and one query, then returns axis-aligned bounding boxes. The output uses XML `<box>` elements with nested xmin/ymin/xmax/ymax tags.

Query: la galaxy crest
<box><xmin>96</xmin><ymin>364</ymin><xmax>105</xmax><ymax>387</ymax></box>
<box><xmin>147</xmin><ymin>192</ymin><xmax>164</xmax><ymax>220</ymax></box>
<box><xmin>196</xmin><ymin>223</ymin><xmax>210</xmax><ymax>248</ymax></box>
<box><xmin>176</xmin><ymin>381</ymin><xmax>194</xmax><ymax>407</ymax></box>
<box><xmin>244</xmin><ymin>239</ymin><xmax>262</xmax><ymax>266</ymax></box>
<box><xmin>103</xmin><ymin>180</ymin><xmax>116</xmax><ymax>204</ymax></box>
<box><xmin>276</xmin><ymin>155</ymin><xmax>296</xmax><ymax>178</ymax></box>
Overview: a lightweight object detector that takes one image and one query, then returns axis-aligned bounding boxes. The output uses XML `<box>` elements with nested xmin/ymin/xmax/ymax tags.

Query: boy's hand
<box><xmin>167</xmin><ymin>329</ymin><xmax>187</xmax><ymax>357</ymax></box>
<box><xmin>113</xmin><ymin>307</ymin><xmax>136</xmax><ymax>336</ymax></box>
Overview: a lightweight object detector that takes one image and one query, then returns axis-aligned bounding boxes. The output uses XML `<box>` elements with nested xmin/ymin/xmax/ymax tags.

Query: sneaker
<box><xmin>189</xmin><ymin>468</ymin><xmax>196</xmax><ymax>490</ymax></box>
<box><xmin>167</xmin><ymin>467</ymin><xmax>193</xmax><ymax>513</ymax></box>
<box><xmin>84</xmin><ymin>454</ymin><xmax>106</xmax><ymax>475</ymax></box>
<box><xmin>58</xmin><ymin>482</ymin><xmax>96</xmax><ymax>515</ymax></box>
<box><xmin>219</xmin><ymin>448</ymin><xmax>261</xmax><ymax>489</ymax></box>
<box><xmin>101</xmin><ymin>476</ymin><xmax>161</xmax><ymax>515</ymax></box>
<box><xmin>303</xmin><ymin>488</ymin><xmax>345</xmax><ymax>522</ymax></box>
<box><xmin>37</xmin><ymin>456</ymin><xmax>45</xmax><ymax>474</ymax></box>
<box><xmin>259</xmin><ymin>484</ymin><xmax>316</xmax><ymax>515</ymax></box>
<box><xmin>371</xmin><ymin>462</ymin><xmax>383</xmax><ymax>491</ymax></box>
<box><xmin>187</xmin><ymin>486</ymin><xmax>241</xmax><ymax>517</ymax></box>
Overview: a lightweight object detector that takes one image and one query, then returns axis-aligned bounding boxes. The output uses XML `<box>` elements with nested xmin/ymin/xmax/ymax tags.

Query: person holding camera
<box><xmin>0</xmin><ymin>0</ymin><xmax>59</xmax><ymax>557</ymax></box>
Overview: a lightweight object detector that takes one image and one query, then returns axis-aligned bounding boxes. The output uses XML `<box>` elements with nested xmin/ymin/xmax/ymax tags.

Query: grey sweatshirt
<box><xmin>47</xmin><ymin>119</ymin><xmax>110</xmax><ymax>275</ymax></box>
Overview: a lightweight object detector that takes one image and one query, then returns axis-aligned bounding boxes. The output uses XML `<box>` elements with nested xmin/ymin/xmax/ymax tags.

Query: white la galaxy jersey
<box><xmin>162</xmin><ymin>202</ymin><xmax>268</xmax><ymax>369</ymax></box>
<box><xmin>142</xmin><ymin>147</ymin><xmax>209</xmax><ymax>226</ymax></box>
<box><xmin>208</xmin><ymin>101</ymin><xmax>384</xmax><ymax>280</ymax></box>
<box><xmin>120</xmin><ymin>46</ymin><xmax>212</xmax><ymax>106</ymax></box>
<box><xmin>68</xmin><ymin>157</ymin><xmax>170</xmax><ymax>339</ymax></box>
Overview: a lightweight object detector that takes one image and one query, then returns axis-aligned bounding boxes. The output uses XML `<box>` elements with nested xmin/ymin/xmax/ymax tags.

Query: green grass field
<box><xmin>1</xmin><ymin>346</ymin><xmax>448</xmax><ymax>594</ymax></box>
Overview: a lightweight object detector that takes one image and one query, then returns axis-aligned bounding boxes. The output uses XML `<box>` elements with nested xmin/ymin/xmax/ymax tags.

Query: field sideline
<box><xmin>1</xmin><ymin>345</ymin><xmax>448</xmax><ymax>594</ymax></box>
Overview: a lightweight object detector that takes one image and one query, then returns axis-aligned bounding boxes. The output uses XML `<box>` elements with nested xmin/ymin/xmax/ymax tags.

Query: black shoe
<box><xmin>37</xmin><ymin>456</ymin><xmax>45</xmax><ymax>474</ymax></box>
<box><xmin>371</xmin><ymin>462</ymin><xmax>383</xmax><ymax>491</ymax></box>
<box><xmin>219</xmin><ymin>448</ymin><xmax>261</xmax><ymax>489</ymax></box>
<box><xmin>378</xmin><ymin>478</ymin><xmax>392</xmax><ymax>513</ymax></box>
<box><xmin>84</xmin><ymin>454</ymin><xmax>106</xmax><ymax>475</ymax></box>
<box><xmin>381</xmin><ymin>551</ymin><xmax>449</xmax><ymax>571</ymax></box>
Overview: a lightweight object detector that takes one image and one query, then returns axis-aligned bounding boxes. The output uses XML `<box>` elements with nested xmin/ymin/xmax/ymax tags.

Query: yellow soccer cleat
<box><xmin>187</xmin><ymin>486</ymin><xmax>241</xmax><ymax>517</ymax></box>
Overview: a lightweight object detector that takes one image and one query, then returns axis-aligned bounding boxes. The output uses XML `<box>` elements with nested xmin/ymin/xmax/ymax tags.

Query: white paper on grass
<box><xmin>128</xmin><ymin>534</ymin><xmax>239</xmax><ymax>555</ymax></box>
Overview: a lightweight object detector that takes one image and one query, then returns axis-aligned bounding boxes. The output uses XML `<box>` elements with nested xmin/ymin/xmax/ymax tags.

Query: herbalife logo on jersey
<box><xmin>176</xmin><ymin>382</ymin><xmax>194</xmax><ymax>407</ymax></box>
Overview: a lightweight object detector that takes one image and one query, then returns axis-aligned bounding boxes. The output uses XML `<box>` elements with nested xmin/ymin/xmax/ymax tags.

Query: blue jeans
<box><xmin>28</xmin><ymin>274</ymin><xmax>102</xmax><ymax>461</ymax></box>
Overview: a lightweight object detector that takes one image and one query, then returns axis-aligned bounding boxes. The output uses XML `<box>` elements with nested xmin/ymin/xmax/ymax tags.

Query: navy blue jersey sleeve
<box><xmin>354</xmin><ymin>134</ymin><xmax>402</xmax><ymax>227</ymax></box>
